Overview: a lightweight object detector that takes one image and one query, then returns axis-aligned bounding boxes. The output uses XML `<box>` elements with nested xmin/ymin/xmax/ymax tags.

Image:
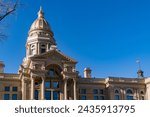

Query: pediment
<box><xmin>30</xmin><ymin>49</ymin><xmax>77</xmax><ymax>64</ymax></box>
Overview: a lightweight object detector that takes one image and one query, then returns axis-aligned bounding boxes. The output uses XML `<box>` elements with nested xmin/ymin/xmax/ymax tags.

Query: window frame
<box><xmin>4</xmin><ymin>94</ymin><xmax>9</xmax><ymax>100</ymax></box>
<box><xmin>12</xmin><ymin>94</ymin><xmax>17</xmax><ymax>100</ymax></box>
<box><xmin>4</xmin><ymin>86</ymin><xmax>10</xmax><ymax>91</ymax></box>
<box><xmin>12</xmin><ymin>87</ymin><xmax>18</xmax><ymax>92</ymax></box>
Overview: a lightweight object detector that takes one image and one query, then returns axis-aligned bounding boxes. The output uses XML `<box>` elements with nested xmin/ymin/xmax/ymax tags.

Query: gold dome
<box><xmin>29</xmin><ymin>7</ymin><xmax>51</xmax><ymax>33</ymax></box>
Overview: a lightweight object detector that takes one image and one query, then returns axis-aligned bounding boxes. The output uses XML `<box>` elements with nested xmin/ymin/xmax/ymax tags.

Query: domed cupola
<box><xmin>26</xmin><ymin>7</ymin><xmax>56</xmax><ymax>58</ymax></box>
<box><xmin>29</xmin><ymin>7</ymin><xmax>51</xmax><ymax>33</ymax></box>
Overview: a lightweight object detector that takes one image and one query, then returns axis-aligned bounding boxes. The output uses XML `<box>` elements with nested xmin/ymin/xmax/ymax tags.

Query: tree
<box><xmin>0</xmin><ymin>0</ymin><xmax>19</xmax><ymax>40</ymax></box>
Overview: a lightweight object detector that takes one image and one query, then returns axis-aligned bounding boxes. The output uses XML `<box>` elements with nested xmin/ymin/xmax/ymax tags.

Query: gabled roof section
<box><xmin>30</xmin><ymin>49</ymin><xmax>77</xmax><ymax>63</ymax></box>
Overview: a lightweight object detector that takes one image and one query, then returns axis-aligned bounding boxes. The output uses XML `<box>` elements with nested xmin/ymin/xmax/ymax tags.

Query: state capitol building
<box><xmin>0</xmin><ymin>7</ymin><xmax>149</xmax><ymax>100</ymax></box>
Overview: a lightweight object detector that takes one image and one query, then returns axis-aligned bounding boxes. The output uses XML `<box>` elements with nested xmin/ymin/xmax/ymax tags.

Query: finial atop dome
<box><xmin>38</xmin><ymin>6</ymin><xmax>44</xmax><ymax>18</ymax></box>
<box><xmin>136</xmin><ymin>59</ymin><xmax>144</xmax><ymax>78</ymax></box>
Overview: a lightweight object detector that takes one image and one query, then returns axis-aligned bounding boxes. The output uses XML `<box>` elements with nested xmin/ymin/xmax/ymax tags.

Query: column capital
<box><xmin>63</xmin><ymin>77</ymin><xmax>69</xmax><ymax>81</ymax></box>
<box><xmin>73</xmin><ymin>77</ymin><xmax>78</xmax><ymax>82</ymax></box>
<box><xmin>41</xmin><ymin>77</ymin><xmax>45</xmax><ymax>80</ymax></box>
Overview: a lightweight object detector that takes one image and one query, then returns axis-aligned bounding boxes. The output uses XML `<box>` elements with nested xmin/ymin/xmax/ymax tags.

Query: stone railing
<box><xmin>106</xmin><ymin>77</ymin><xmax>145</xmax><ymax>84</ymax></box>
<box><xmin>2</xmin><ymin>73</ymin><xmax>19</xmax><ymax>79</ymax></box>
<box><xmin>79</xmin><ymin>77</ymin><xmax>105</xmax><ymax>84</ymax></box>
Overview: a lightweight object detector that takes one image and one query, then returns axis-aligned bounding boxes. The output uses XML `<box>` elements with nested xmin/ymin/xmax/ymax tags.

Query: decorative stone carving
<box><xmin>41</xmin><ymin>64</ymin><xmax>45</xmax><ymax>70</ymax></box>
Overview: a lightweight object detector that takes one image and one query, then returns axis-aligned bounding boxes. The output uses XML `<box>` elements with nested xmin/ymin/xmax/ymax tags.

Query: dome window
<box><xmin>40</xmin><ymin>44</ymin><xmax>46</xmax><ymax>53</ymax></box>
<box><xmin>39</xmin><ymin>20</ymin><xmax>43</xmax><ymax>28</ymax></box>
<box><xmin>30</xmin><ymin>45</ymin><xmax>36</xmax><ymax>55</ymax></box>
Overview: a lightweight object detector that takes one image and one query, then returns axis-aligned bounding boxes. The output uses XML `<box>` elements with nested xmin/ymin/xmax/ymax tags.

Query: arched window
<box><xmin>126</xmin><ymin>89</ymin><xmax>134</xmax><ymax>100</ymax></box>
<box><xmin>45</xmin><ymin>65</ymin><xmax>62</xmax><ymax>100</ymax></box>
<box><xmin>48</xmin><ymin>68</ymin><xmax>55</xmax><ymax>77</ymax></box>
<box><xmin>126</xmin><ymin>89</ymin><xmax>133</xmax><ymax>94</ymax></box>
<box><xmin>140</xmin><ymin>91</ymin><xmax>144</xmax><ymax>94</ymax></box>
<box><xmin>115</xmin><ymin>89</ymin><xmax>119</xmax><ymax>94</ymax></box>
<box><xmin>114</xmin><ymin>89</ymin><xmax>120</xmax><ymax>100</ymax></box>
<box><xmin>47</xmin><ymin>66</ymin><xmax>61</xmax><ymax>77</ymax></box>
<box><xmin>140</xmin><ymin>91</ymin><xmax>144</xmax><ymax>100</ymax></box>
<box><xmin>31</xmin><ymin>44</ymin><xmax>36</xmax><ymax>55</ymax></box>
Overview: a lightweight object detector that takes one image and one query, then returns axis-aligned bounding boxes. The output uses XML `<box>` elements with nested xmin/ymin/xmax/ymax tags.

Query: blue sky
<box><xmin>1</xmin><ymin>0</ymin><xmax>150</xmax><ymax>78</ymax></box>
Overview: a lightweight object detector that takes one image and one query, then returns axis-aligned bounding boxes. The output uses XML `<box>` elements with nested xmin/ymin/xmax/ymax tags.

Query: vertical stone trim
<box><xmin>60</xmin><ymin>92</ymin><xmax>64</xmax><ymax>100</ymax></box>
<box><xmin>21</xmin><ymin>78</ymin><xmax>26</xmax><ymax>100</ymax></box>
<box><xmin>123</xmin><ymin>89</ymin><xmax>126</xmax><ymax>100</ymax></box>
<box><xmin>26</xmin><ymin>45</ymin><xmax>30</xmax><ymax>57</ymax></box>
<box><xmin>73</xmin><ymin>78</ymin><xmax>77</xmax><ymax>100</ymax></box>
<box><xmin>51</xmin><ymin>90</ymin><xmax>53</xmax><ymax>100</ymax></box>
<box><xmin>135</xmin><ymin>89</ymin><xmax>139</xmax><ymax>100</ymax></box>
<box><xmin>36</xmin><ymin>43</ymin><xmax>38</xmax><ymax>54</ymax></box>
<box><xmin>30</xmin><ymin>77</ymin><xmax>35</xmax><ymax>100</ymax></box>
<box><xmin>46</xmin><ymin>43</ymin><xmax>49</xmax><ymax>51</ymax></box>
<box><xmin>38</xmin><ymin>43</ymin><xmax>40</xmax><ymax>54</ymax></box>
<box><xmin>120</xmin><ymin>88</ymin><xmax>123</xmax><ymax>100</ymax></box>
<box><xmin>41</xmin><ymin>78</ymin><xmax>45</xmax><ymax>100</ymax></box>
<box><xmin>64</xmin><ymin>79</ymin><xmax>67</xmax><ymax>100</ymax></box>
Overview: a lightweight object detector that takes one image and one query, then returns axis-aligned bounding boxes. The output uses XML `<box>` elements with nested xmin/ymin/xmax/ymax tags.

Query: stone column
<box><xmin>36</xmin><ymin>43</ymin><xmax>38</xmax><ymax>54</ymax></box>
<box><xmin>123</xmin><ymin>89</ymin><xmax>126</xmax><ymax>100</ymax></box>
<box><xmin>41</xmin><ymin>78</ymin><xmax>45</xmax><ymax>100</ymax></box>
<box><xmin>120</xmin><ymin>88</ymin><xmax>123</xmax><ymax>100</ymax></box>
<box><xmin>135</xmin><ymin>89</ymin><xmax>139</xmax><ymax>100</ymax></box>
<box><xmin>31</xmin><ymin>77</ymin><xmax>35</xmax><ymax>100</ymax></box>
<box><xmin>64</xmin><ymin>79</ymin><xmax>67</xmax><ymax>100</ymax></box>
<box><xmin>22</xmin><ymin>78</ymin><xmax>26</xmax><ymax>100</ymax></box>
<box><xmin>47</xmin><ymin>43</ymin><xmax>49</xmax><ymax>51</ymax></box>
<box><xmin>51</xmin><ymin>90</ymin><xmax>53</xmax><ymax>100</ymax></box>
<box><xmin>107</xmin><ymin>86</ymin><xmax>113</xmax><ymax>100</ymax></box>
<box><xmin>26</xmin><ymin>46</ymin><xmax>29</xmax><ymax>57</ymax></box>
<box><xmin>38</xmin><ymin>43</ymin><xmax>40</xmax><ymax>54</ymax></box>
<box><xmin>60</xmin><ymin>92</ymin><xmax>63</xmax><ymax>100</ymax></box>
<box><xmin>73</xmin><ymin>78</ymin><xmax>77</xmax><ymax>100</ymax></box>
<box><xmin>27</xmin><ymin>45</ymin><xmax>30</xmax><ymax>56</ymax></box>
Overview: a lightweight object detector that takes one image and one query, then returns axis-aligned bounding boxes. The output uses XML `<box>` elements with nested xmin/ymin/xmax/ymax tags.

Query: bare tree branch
<box><xmin>0</xmin><ymin>0</ymin><xmax>19</xmax><ymax>40</ymax></box>
<box><xmin>0</xmin><ymin>0</ymin><xmax>19</xmax><ymax>21</ymax></box>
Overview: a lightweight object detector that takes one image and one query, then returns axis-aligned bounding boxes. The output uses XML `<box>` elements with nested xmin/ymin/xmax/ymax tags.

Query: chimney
<box><xmin>0</xmin><ymin>61</ymin><xmax>5</xmax><ymax>73</ymax></box>
<box><xmin>84</xmin><ymin>67</ymin><xmax>91</xmax><ymax>78</ymax></box>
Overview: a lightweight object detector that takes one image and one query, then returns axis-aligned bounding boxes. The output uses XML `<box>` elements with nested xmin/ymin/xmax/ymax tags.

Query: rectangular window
<box><xmin>114</xmin><ymin>95</ymin><xmax>120</xmax><ymax>100</ymax></box>
<box><xmin>53</xmin><ymin>91</ymin><xmax>59</xmax><ymax>100</ymax></box>
<box><xmin>99</xmin><ymin>96</ymin><xmax>104</xmax><ymax>100</ymax></box>
<box><xmin>93</xmin><ymin>89</ymin><xmax>98</xmax><ymax>94</ymax></box>
<box><xmin>41</xmin><ymin>48</ymin><xmax>46</xmax><ymax>53</ymax></box>
<box><xmin>127</xmin><ymin>95</ymin><xmax>133</xmax><ymax>100</ymax></box>
<box><xmin>80</xmin><ymin>96</ymin><xmax>86</xmax><ymax>100</ymax></box>
<box><xmin>100</xmin><ymin>89</ymin><xmax>104</xmax><ymax>94</ymax></box>
<box><xmin>53</xmin><ymin>82</ymin><xmax>59</xmax><ymax>88</ymax></box>
<box><xmin>45</xmin><ymin>81</ymin><xmax>51</xmax><ymax>89</ymax></box>
<box><xmin>80</xmin><ymin>89</ymin><xmax>86</xmax><ymax>94</ymax></box>
<box><xmin>4</xmin><ymin>86</ymin><xmax>10</xmax><ymax>91</ymax></box>
<box><xmin>12</xmin><ymin>87</ymin><xmax>17</xmax><ymax>92</ymax></box>
<box><xmin>12</xmin><ymin>94</ymin><xmax>17</xmax><ymax>100</ymax></box>
<box><xmin>4</xmin><ymin>94</ymin><xmax>9</xmax><ymax>100</ymax></box>
<box><xmin>45</xmin><ymin>91</ymin><xmax>51</xmax><ymax>100</ymax></box>
<box><xmin>94</xmin><ymin>96</ymin><xmax>99</xmax><ymax>100</ymax></box>
<box><xmin>34</xmin><ymin>90</ymin><xmax>39</xmax><ymax>100</ymax></box>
